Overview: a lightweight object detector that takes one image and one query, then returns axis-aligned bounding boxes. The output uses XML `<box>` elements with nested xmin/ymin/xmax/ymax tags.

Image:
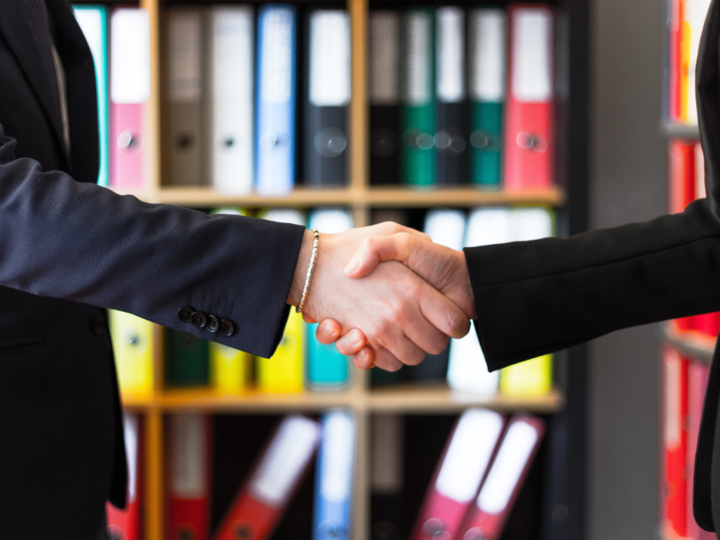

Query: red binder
<box><xmin>456</xmin><ymin>415</ymin><xmax>545</xmax><ymax>540</ymax></box>
<box><xmin>167</xmin><ymin>414</ymin><xmax>212</xmax><ymax>540</ymax></box>
<box><xmin>110</xmin><ymin>8</ymin><xmax>151</xmax><ymax>189</ymax></box>
<box><xmin>107</xmin><ymin>412</ymin><xmax>142</xmax><ymax>540</ymax></box>
<box><xmin>503</xmin><ymin>5</ymin><xmax>555</xmax><ymax>190</ymax></box>
<box><xmin>410</xmin><ymin>409</ymin><xmax>505</xmax><ymax>540</ymax></box>
<box><xmin>212</xmin><ymin>415</ymin><xmax>322</xmax><ymax>540</ymax></box>
<box><xmin>687</xmin><ymin>360</ymin><xmax>712</xmax><ymax>540</ymax></box>
<box><xmin>669</xmin><ymin>140</ymin><xmax>696</xmax><ymax>214</ymax></box>
<box><xmin>661</xmin><ymin>348</ymin><xmax>690</xmax><ymax>539</ymax></box>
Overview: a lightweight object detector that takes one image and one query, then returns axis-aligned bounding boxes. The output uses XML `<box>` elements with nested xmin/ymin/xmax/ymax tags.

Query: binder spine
<box><xmin>504</xmin><ymin>6</ymin><xmax>555</xmax><ymax>190</ymax></box>
<box><xmin>312</xmin><ymin>411</ymin><xmax>356</xmax><ymax>540</ymax></box>
<box><xmin>304</xmin><ymin>10</ymin><xmax>351</xmax><ymax>187</ymax></box>
<box><xmin>207</xmin><ymin>7</ymin><xmax>254</xmax><ymax>195</ymax></box>
<box><xmin>435</xmin><ymin>7</ymin><xmax>468</xmax><ymax>185</ymax></box>
<box><xmin>468</xmin><ymin>9</ymin><xmax>506</xmax><ymax>188</ymax></box>
<box><xmin>165</xmin><ymin>329</ymin><xmax>209</xmax><ymax>387</ymax></box>
<box><xmin>166</xmin><ymin>8</ymin><xmax>204</xmax><ymax>186</ymax></box>
<box><xmin>255</xmin><ymin>5</ymin><xmax>297</xmax><ymax>195</ymax></box>
<box><xmin>402</xmin><ymin>9</ymin><xmax>436</xmax><ymax>186</ymax></box>
<box><xmin>110</xmin><ymin>8</ymin><xmax>151</xmax><ymax>189</ymax></box>
<box><xmin>369</xmin><ymin>11</ymin><xmax>401</xmax><ymax>185</ymax></box>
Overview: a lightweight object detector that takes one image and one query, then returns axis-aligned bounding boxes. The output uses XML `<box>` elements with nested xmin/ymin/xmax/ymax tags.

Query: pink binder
<box><xmin>110</xmin><ymin>8</ymin><xmax>151</xmax><ymax>189</ymax></box>
<box><xmin>687</xmin><ymin>360</ymin><xmax>713</xmax><ymax>540</ymax></box>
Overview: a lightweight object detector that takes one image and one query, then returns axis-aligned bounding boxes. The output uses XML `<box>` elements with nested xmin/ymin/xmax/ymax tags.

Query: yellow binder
<box><xmin>210</xmin><ymin>342</ymin><xmax>249</xmax><ymax>393</ymax></box>
<box><xmin>109</xmin><ymin>310</ymin><xmax>154</xmax><ymax>395</ymax></box>
<box><xmin>499</xmin><ymin>354</ymin><xmax>552</xmax><ymax>397</ymax></box>
<box><xmin>256</xmin><ymin>310</ymin><xmax>304</xmax><ymax>393</ymax></box>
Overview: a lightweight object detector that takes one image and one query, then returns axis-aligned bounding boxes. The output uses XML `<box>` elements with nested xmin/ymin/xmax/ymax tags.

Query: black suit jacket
<box><xmin>0</xmin><ymin>1</ymin><xmax>303</xmax><ymax>537</ymax></box>
<box><xmin>466</xmin><ymin>0</ymin><xmax>720</xmax><ymax>534</ymax></box>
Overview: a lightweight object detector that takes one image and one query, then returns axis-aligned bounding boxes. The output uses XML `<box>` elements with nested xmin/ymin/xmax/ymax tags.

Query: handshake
<box><xmin>287</xmin><ymin>222</ymin><xmax>477</xmax><ymax>373</ymax></box>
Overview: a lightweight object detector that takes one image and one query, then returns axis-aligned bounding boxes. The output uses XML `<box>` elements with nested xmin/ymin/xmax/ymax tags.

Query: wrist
<box><xmin>288</xmin><ymin>229</ymin><xmax>315</xmax><ymax>306</ymax></box>
<box><xmin>458</xmin><ymin>250</ymin><xmax>477</xmax><ymax>320</ymax></box>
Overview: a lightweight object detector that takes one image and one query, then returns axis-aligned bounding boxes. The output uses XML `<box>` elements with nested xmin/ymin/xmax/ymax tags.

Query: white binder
<box><xmin>446</xmin><ymin>208</ymin><xmax>511</xmax><ymax>394</ymax></box>
<box><xmin>207</xmin><ymin>7</ymin><xmax>254</xmax><ymax>194</ymax></box>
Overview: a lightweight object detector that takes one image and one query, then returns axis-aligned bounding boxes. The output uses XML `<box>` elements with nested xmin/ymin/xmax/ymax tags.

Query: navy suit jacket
<box><xmin>466</xmin><ymin>0</ymin><xmax>720</xmax><ymax>534</ymax></box>
<box><xmin>0</xmin><ymin>0</ymin><xmax>303</xmax><ymax>537</ymax></box>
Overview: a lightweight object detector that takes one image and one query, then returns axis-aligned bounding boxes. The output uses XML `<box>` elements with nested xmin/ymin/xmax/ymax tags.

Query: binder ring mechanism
<box><xmin>402</xmin><ymin>129</ymin><xmax>434</xmax><ymax>151</ymax></box>
<box><xmin>470</xmin><ymin>130</ymin><xmax>500</xmax><ymax>152</ymax></box>
<box><xmin>516</xmin><ymin>131</ymin><xmax>548</xmax><ymax>153</ymax></box>
<box><xmin>117</xmin><ymin>130</ymin><xmax>144</xmax><ymax>153</ymax></box>
<box><xmin>423</xmin><ymin>518</ymin><xmax>451</xmax><ymax>540</ymax></box>
<box><xmin>314</xmin><ymin>128</ymin><xmax>347</xmax><ymax>158</ymax></box>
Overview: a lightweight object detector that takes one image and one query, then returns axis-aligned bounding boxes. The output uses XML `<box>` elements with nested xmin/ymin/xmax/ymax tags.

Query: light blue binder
<box><xmin>255</xmin><ymin>5</ymin><xmax>297</xmax><ymax>195</ymax></box>
<box><xmin>307</xmin><ymin>209</ymin><xmax>353</xmax><ymax>389</ymax></box>
<box><xmin>313</xmin><ymin>410</ymin><xmax>356</xmax><ymax>540</ymax></box>
<box><xmin>73</xmin><ymin>5</ymin><xmax>109</xmax><ymax>187</ymax></box>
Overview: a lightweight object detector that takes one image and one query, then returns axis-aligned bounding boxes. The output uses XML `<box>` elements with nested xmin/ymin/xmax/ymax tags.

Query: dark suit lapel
<box><xmin>0</xmin><ymin>0</ymin><xmax>67</xmax><ymax>161</ymax></box>
<box><xmin>45</xmin><ymin>0</ymin><xmax>99</xmax><ymax>183</ymax></box>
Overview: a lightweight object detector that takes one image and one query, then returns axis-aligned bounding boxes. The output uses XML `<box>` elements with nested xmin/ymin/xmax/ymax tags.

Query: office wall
<box><xmin>589</xmin><ymin>0</ymin><xmax>667</xmax><ymax>539</ymax></box>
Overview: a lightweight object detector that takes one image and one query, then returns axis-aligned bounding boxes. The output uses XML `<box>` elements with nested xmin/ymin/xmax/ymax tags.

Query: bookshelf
<box><xmin>104</xmin><ymin>0</ymin><xmax>591</xmax><ymax>538</ymax></box>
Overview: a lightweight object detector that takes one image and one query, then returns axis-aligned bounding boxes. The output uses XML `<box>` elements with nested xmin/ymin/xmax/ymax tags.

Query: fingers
<box><xmin>344</xmin><ymin>233</ymin><xmax>419</xmax><ymax>279</ymax></box>
<box><xmin>315</xmin><ymin>319</ymin><xmax>341</xmax><ymax>344</ymax></box>
<box><xmin>351</xmin><ymin>346</ymin><xmax>375</xmax><ymax>370</ymax></box>
<box><xmin>335</xmin><ymin>328</ymin><xmax>368</xmax><ymax>355</ymax></box>
<box><xmin>417</xmin><ymin>279</ymin><xmax>471</xmax><ymax>339</ymax></box>
<box><xmin>302</xmin><ymin>313</ymin><xmax>318</xmax><ymax>324</ymax></box>
<box><xmin>372</xmin><ymin>347</ymin><xmax>404</xmax><ymax>372</ymax></box>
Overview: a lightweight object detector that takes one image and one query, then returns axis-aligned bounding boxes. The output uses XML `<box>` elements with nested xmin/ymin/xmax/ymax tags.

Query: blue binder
<box><xmin>255</xmin><ymin>5</ymin><xmax>297</xmax><ymax>195</ymax></box>
<box><xmin>306</xmin><ymin>209</ymin><xmax>353</xmax><ymax>389</ymax></box>
<box><xmin>313</xmin><ymin>410</ymin><xmax>356</xmax><ymax>540</ymax></box>
<box><xmin>73</xmin><ymin>5</ymin><xmax>109</xmax><ymax>187</ymax></box>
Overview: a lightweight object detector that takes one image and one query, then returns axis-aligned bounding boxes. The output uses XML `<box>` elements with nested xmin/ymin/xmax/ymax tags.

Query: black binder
<box><xmin>304</xmin><ymin>9</ymin><xmax>351</xmax><ymax>187</ymax></box>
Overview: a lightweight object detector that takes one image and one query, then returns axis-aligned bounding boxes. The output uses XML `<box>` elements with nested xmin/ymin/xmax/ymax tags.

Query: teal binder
<box><xmin>73</xmin><ymin>5</ymin><xmax>109</xmax><ymax>187</ymax></box>
<box><xmin>306</xmin><ymin>323</ymin><xmax>350</xmax><ymax>389</ymax></box>
<box><xmin>401</xmin><ymin>9</ymin><xmax>436</xmax><ymax>187</ymax></box>
<box><xmin>468</xmin><ymin>9</ymin><xmax>506</xmax><ymax>188</ymax></box>
<box><xmin>165</xmin><ymin>329</ymin><xmax>209</xmax><ymax>387</ymax></box>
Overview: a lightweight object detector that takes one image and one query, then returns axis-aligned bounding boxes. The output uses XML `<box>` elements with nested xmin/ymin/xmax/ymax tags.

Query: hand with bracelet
<box><xmin>304</xmin><ymin>229</ymin><xmax>476</xmax><ymax>371</ymax></box>
<box><xmin>287</xmin><ymin>223</ymin><xmax>471</xmax><ymax>371</ymax></box>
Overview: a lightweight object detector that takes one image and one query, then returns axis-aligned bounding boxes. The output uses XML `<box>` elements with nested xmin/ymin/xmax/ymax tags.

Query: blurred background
<box><xmin>73</xmin><ymin>0</ymin><xmax>705</xmax><ymax>538</ymax></box>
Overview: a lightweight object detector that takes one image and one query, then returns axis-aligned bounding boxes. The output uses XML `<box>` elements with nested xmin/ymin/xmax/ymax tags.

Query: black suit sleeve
<box><xmin>0</xmin><ymin>125</ymin><xmax>304</xmax><ymax>359</ymax></box>
<box><xmin>465</xmin><ymin>198</ymin><xmax>720</xmax><ymax>372</ymax></box>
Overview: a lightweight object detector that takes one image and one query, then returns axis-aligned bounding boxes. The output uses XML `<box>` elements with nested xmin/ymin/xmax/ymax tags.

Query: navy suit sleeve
<box><xmin>0</xmin><ymin>126</ymin><xmax>304</xmax><ymax>359</ymax></box>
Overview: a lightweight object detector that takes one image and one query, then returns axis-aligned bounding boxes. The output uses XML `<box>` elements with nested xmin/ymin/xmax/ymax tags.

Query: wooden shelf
<box><xmin>661</xmin><ymin>120</ymin><xmax>700</xmax><ymax>139</ymax></box>
<box><xmin>115</xmin><ymin>185</ymin><xmax>566</xmax><ymax>208</ymax></box>
<box><xmin>368</xmin><ymin>384</ymin><xmax>564</xmax><ymax>413</ymax></box>
<box><xmin>661</xmin><ymin>322</ymin><xmax>715</xmax><ymax>363</ymax></box>
<box><xmin>122</xmin><ymin>384</ymin><xmax>564</xmax><ymax>414</ymax></box>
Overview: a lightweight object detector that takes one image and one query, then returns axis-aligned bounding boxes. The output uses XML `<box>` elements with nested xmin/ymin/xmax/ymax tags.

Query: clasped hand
<box><xmin>288</xmin><ymin>222</ymin><xmax>476</xmax><ymax>372</ymax></box>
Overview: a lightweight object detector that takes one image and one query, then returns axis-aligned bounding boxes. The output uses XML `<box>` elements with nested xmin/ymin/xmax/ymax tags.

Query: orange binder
<box><xmin>503</xmin><ymin>5</ymin><xmax>555</xmax><ymax>190</ymax></box>
<box><xmin>167</xmin><ymin>414</ymin><xmax>212</xmax><ymax>540</ymax></box>
<box><xmin>106</xmin><ymin>412</ymin><xmax>142</xmax><ymax>540</ymax></box>
<box><xmin>212</xmin><ymin>415</ymin><xmax>322</xmax><ymax>540</ymax></box>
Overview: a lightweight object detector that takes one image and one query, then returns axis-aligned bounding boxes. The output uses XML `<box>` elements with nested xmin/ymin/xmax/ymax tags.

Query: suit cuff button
<box><xmin>219</xmin><ymin>319</ymin><xmax>235</xmax><ymax>337</ymax></box>
<box><xmin>191</xmin><ymin>311</ymin><xmax>207</xmax><ymax>329</ymax></box>
<box><xmin>178</xmin><ymin>306</ymin><xmax>194</xmax><ymax>324</ymax></box>
<box><xmin>206</xmin><ymin>315</ymin><xmax>220</xmax><ymax>333</ymax></box>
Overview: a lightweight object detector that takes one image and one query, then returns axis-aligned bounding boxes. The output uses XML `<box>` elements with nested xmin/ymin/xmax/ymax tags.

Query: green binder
<box><xmin>402</xmin><ymin>9</ymin><xmax>435</xmax><ymax>187</ymax></box>
<box><xmin>471</xmin><ymin>101</ymin><xmax>503</xmax><ymax>187</ymax></box>
<box><xmin>165</xmin><ymin>329</ymin><xmax>209</xmax><ymax>387</ymax></box>
<box><xmin>468</xmin><ymin>8</ymin><xmax>507</xmax><ymax>188</ymax></box>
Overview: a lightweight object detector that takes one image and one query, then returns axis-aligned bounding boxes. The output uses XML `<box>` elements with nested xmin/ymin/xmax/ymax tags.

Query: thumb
<box><xmin>344</xmin><ymin>234</ymin><xmax>416</xmax><ymax>278</ymax></box>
